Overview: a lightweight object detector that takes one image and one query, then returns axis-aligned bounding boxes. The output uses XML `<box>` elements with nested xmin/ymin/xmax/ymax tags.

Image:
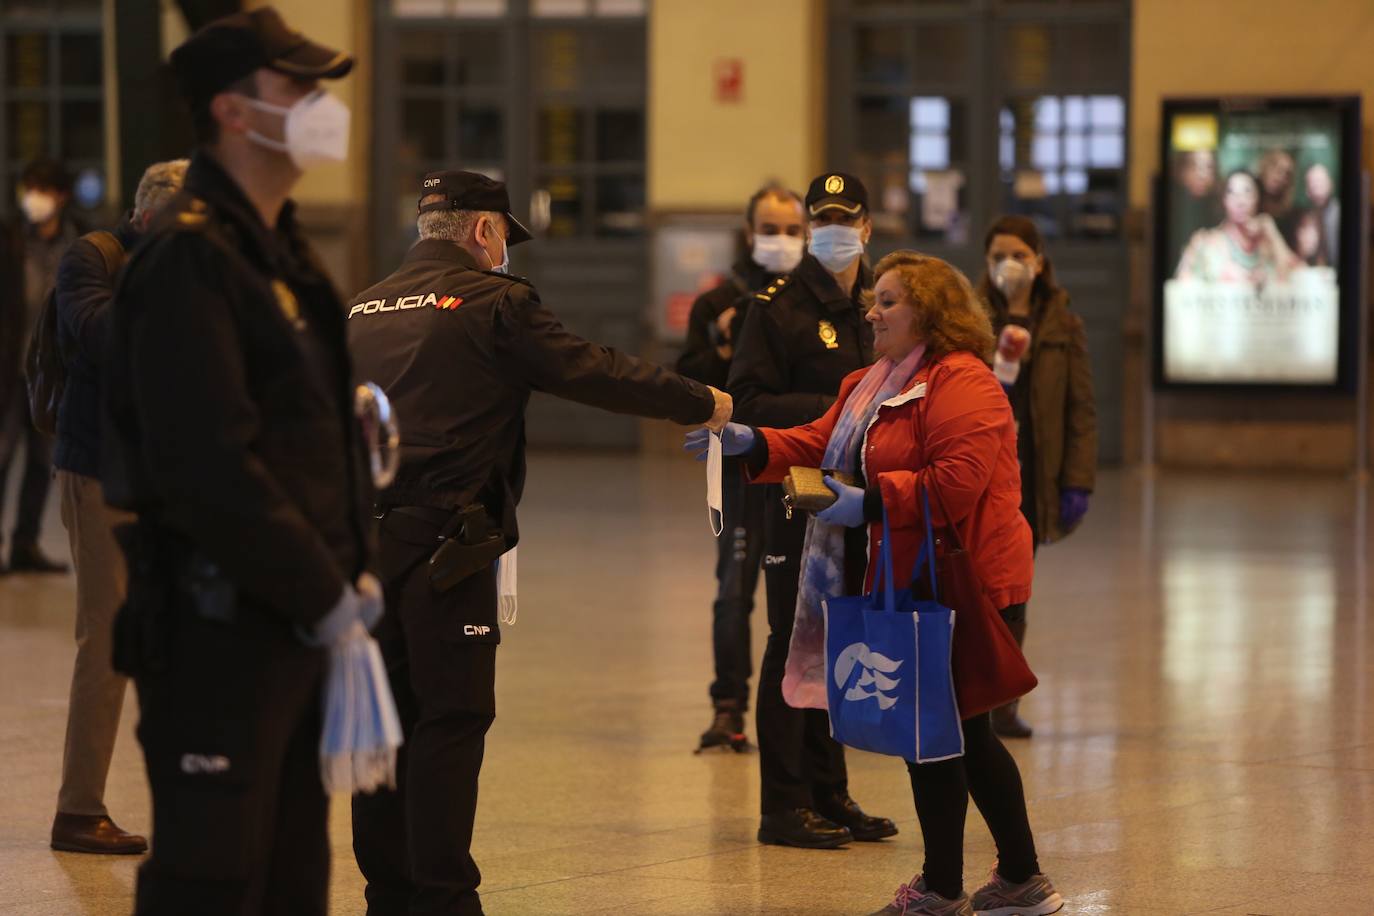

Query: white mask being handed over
<box><xmin>752</xmin><ymin>234</ymin><xmax>805</xmax><ymax>274</ymax></box>
<box><xmin>992</xmin><ymin>259</ymin><xmax>1034</xmax><ymax>299</ymax></box>
<box><xmin>243</xmin><ymin>89</ymin><xmax>351</xmax><ymax>170</ymax></box>
<box><xmin>20</xmin><ymin>190</ymin><xmax>57</xmax><ymax>226</ymax></box>
<box><xmin>808</xmin><ymin>224</ymin><xmax>866</xmax><ymax>273</ymax></box>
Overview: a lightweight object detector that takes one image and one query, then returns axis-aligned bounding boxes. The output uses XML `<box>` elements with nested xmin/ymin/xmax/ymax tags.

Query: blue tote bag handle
<box><xmin>871</xmin><ymin>486</ymin><xmax>939</xmax><ymax>613</ymax></box>
<box><xmin>915</xmin><ymin>485</ymin><xmax>939</xmax><ymax>603</ymax></box>
<box><xmin>870</xmin><ymin>511</ymin><xmax>898</xmax><ymax>614</ymax></box>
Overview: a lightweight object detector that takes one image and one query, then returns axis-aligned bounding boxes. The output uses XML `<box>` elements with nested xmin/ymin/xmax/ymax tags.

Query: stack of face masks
<box><xmin>320</xmin><ymin>620</ymin><xmax>403</xmax><ymax>795</ymax></box>
<box><xmin>497</xmin><ymin>547</ymin><xmax>518</xmax><ymax>625</ymax></box>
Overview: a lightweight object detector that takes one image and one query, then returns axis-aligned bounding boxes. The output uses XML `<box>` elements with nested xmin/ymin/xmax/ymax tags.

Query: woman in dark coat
<box><xmin>977</xmin><ymin>215</ymin><xmax>1098</xmax><ymax>738</ymax></box>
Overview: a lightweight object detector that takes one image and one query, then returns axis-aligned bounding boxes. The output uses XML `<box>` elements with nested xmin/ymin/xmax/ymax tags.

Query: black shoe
<box><xmin>991</xmin><ymin>700</ymin><xmax>1033</xmax><ymax>739</ymax></box>
<box><xmin>758</xmin><ymin>808</ymin><xmax>852</xmax><ymax>849</ymax></box>
<box><xmin>697</xmin><ymin>700</ymin><xmax>748</xmax><ymax>752</ymax></box>
<box><xmin>9</xmin><ymin>542</ymin><xmax>68</xmax><ymax>574</ymax></box>
<box><xmin>814</xmin><ymin>792</ymin><xmax>898</xmax><ymax>842</ymax></box>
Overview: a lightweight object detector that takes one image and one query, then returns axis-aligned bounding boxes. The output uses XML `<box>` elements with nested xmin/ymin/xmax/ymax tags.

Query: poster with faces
<box><xmin>1161</xmin><ymin>106</ymin><xmax>1344</xmax><ymax>385</ymax></box>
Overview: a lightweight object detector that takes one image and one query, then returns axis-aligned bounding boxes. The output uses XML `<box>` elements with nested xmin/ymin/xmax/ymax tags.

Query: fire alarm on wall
<box><xmin>714</xmin><ymin>58</ymin><xmax>743</xmax><ymax>103</ymax></box>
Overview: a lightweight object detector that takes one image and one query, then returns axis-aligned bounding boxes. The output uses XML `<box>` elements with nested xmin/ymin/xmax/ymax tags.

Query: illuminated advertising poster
<box><xmin>1157</xmin><ymin>98</ymin><xmax>1360</xmax><ymax>389</ymax></box>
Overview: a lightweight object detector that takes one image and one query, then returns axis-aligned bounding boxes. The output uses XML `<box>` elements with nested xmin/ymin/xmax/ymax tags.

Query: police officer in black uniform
<box><xmin>347</xmin><ymin>170</ymin><xmax>732</xmax><ymax>915</ymax></box>
<box><xmin>728</xmin><ymin>172</ymin><xmax>897</xmax><ymax>849</ymax></box>
<box><xmin>101</xmin><ymin>9</ymin><xmax>376</xmax><ymax>916</ymax></box>
<box><xmin>677</xmin><ymin>184</ymin><xmax>806</xmax><ymax>751</ymax></box>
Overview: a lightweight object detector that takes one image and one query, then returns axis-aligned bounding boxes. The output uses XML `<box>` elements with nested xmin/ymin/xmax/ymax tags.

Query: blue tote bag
<box><xmin>823</xmin><ymin>488</ymin><xmax>964</xmax><ymax>763</ymax></box>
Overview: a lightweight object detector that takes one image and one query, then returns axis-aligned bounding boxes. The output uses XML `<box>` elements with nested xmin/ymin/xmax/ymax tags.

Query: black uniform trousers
<box><xmin>755</xmin><ymin>487</ymin><xmax>848</xmax><ymax>814</ymax></box>
<box><xmin>709</xmin><ymin>458</ymin><xmax>766</xmax><ymax>709</ymax></box>
<box><xmin>0</xmin><ymin>389</ymin><xmax>54</xmax><ymax>547</ymax></box>
<box><xmin>353</xmin><ymin>516</ymin><xmax>498</xmax><ymax>916</ymax></box>
<box><xmin>133</xmin><ymin>602</ymin><xmax>329</xmax><ymax>916</ymax></box>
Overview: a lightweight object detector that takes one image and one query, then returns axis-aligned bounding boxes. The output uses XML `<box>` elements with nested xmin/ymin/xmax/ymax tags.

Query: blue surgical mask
<box><xmin>483</xmin><ymin>221</ymin><xmax>509</xmax><ymax>274</ymax></box>
<box><xmin>808</xmin><ymin>224</ymin><xmax>865</xmax><ymax>273</ymax></box>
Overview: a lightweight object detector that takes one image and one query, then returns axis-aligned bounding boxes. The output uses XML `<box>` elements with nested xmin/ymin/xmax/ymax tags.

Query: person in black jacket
<box><xmin>48</xmin><ymin>158</ymin><xmax>187</xmax><ymax>858</ymax></box>
<box><xmin>677</xmin><ymin>184</ymin><xmax>805</xmax><ymax>751</ymax></box>
<box><xmin>347</xmin><ymin>169</ymin><xmax>731</xmax><ymax>916</ymax></box>
<box><xmin>728</xmin><ymin>172</ymin><xmax>895</xmax><ymax>850</ymax></box>
<box><xmin>0</xmin><ymin>158</ymin><xmax>83</xmax><ymax>573</ymax></box>
<box><xmin>101</xmin><ymin>11</ymin><xmax>376</xmax><ymax>914</ymax></box>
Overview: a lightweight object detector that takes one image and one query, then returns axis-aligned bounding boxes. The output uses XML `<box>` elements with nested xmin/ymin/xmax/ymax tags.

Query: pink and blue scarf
<box><xmin>782</xmin><ymin>345</ymin><xmax>926</xmax><ymax>710</ymax></box>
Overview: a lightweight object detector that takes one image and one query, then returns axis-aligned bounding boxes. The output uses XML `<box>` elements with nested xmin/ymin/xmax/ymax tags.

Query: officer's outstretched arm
<box><xmin>119</xmin><ymin>235</ymin><xmax>348</xmax><ymax>628</ymax></box>
<box><xmin>494</xmin><ymin>283</ymin><xmax>715</xmax><ymax>426</ymax></box>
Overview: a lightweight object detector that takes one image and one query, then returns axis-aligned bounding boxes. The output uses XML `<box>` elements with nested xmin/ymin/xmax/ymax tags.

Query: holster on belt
<box><xmin>423</xmin><ymin>505</ymin><xmax>504</xmax><ymax>593</ymax></box>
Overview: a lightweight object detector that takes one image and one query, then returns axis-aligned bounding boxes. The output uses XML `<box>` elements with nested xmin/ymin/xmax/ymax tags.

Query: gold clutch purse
<box><xmin>781</xmin><ymin>467</ymin><xmax>859</xmax><ymax>519</ymax></box>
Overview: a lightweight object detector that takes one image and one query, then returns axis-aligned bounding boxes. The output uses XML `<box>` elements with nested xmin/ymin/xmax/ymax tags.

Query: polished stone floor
<box><xmin>1</xmin><ymin>453</ymin><xmax>1372</xmax><ymax>914</ymax></box>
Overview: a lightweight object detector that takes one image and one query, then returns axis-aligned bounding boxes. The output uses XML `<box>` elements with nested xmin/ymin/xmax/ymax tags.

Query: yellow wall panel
<box><xmin>649</xmin><ymin>0</ymin><xmax>825</xmax><ymax>212</ymax></box>
<box><xmin>1132</xmin><ymin>0</ymin><xmax>1374</xmax><ymax>208</ymax></box>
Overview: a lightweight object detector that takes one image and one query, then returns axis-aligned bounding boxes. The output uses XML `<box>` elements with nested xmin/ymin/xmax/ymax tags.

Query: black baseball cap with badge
<box><xmin>170</xmin><ymin>6</ymin><xmax>354</xmax><ymax>111</ymax></box>
<box><xmin>418</xmin><ymin>170</ymin><xmax>533</xmax><ymax>245</ymax></box>
<box><xmin>805</xmin><ymin>172</ymin><xmax>869</xmax><ymax>218</ymax></box>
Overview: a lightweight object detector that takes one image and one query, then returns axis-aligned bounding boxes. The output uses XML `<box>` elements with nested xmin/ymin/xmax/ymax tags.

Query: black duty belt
<box><xmin>380</xmin><ymin>504</ymin><xmax>504</xmax><ymax>592</ymax></box>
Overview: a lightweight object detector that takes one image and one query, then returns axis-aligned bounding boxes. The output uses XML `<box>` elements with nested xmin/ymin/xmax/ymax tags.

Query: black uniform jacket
<box><xmin>728</xmin><ymin>253</ymin><xmax>874</xmax><ymax>429</ymax></box>
<box><xmin>346</xmin><ymin>238</ymin><xmax>715</xmax><ymax>547</ymax></box>
<box><xmin>675</xmin><ymin>257</ymin><xmax>772</xmax><ymax>389</ymax></box>
<box><xmin>55</xmin><ymin>215</ymin><xmax>140</xmax><ymax>479</ymax></box>
<box><xmin>103</xmin><ymin>152</ymin><xmax>374</xmax><ymax>628</ymax></box>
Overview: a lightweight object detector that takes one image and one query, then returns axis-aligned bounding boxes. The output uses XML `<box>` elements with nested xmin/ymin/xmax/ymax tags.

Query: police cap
<box><xmin>171</xmin><ymin>7</ymin><xmax>354</xmax><ymax>112</ymax></box>
<box><xmin>418</xmin><ymin>171</ymin><xmax>533</xmax><ymax>245</ymax></box>
<box><xmin>805</xmin><ymin>172</ymin><xmax>869</xmax><ymax>218</ymax></box>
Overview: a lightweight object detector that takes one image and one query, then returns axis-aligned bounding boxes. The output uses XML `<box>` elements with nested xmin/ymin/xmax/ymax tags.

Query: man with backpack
<box><xmin>0</xmin><ymin>159</ymin><xmax>82</xmax><ymax>573</ymax></box>
<box><xmin>46</xmin><ymin>159</ymin><xmax>187</xmax><ymax>856</ymax></box>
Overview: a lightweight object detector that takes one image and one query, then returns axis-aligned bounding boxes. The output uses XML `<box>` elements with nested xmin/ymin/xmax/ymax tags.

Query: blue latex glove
<box><xmin>683</xmin><ymin>423</ymin><xmax>755</xmax><ymax>461</ymax></box>
<box><xmin>816</xmin><ymin>475</ymin><xmax>867</xmax><ymax>528</ymax></box>
<box><xmin>356</xmin><ymin>572</ymin><xmax>384</xmax><ymax>631</ymax></box>
<box><xmin>301</xmin><ymin>583</ymin><xmax>363</xmax><ymax>647</ymax></box>
<box><xmin>302</xmin><ymin>575</ymin><xmax>384</xmax><ymax>647</ymax></box>
<box><xmin>1059</xmin><ymin>487</ymin><xmax>1090</xmax><ymax>530</ymax></box>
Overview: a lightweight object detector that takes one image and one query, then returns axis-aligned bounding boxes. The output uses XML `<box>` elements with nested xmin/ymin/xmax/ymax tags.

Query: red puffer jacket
<box><xmin>753</xmin><ymin>350</ymin><xmax>1033</xmax><ymax>610</ymax></box>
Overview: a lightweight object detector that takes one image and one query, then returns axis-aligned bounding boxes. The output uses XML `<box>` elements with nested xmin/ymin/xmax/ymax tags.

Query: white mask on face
<box><xmin>751</xmin><ymin>234</ymin><xmax>805</xmax><ymax>274</ymax></box>
<box><xmin>808</xmin><ymin>224</ymin><xmax>866</xmax><ymax>273</ymax></box>
<box><xmin>242</xmin><ymin>89</ymin><xmax>351</xmax><ymax>169</ymax></box>
<box><xmin>20</xmin><ymin>190</ymin><xmax>57</xmax><ymax>226</ymax></box>
<box><xmin>993</xmin><ymin>259</ymin><xmax>1033</xmax><ymax>298</ymax></box>
<box><xmin>483</xmin><ymin>220</ymin><xmax>509</xmax><ymax>274</ymax></box>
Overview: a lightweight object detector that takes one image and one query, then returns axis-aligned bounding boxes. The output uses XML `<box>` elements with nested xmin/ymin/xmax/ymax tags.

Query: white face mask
<box><xmin>483</xmin><ymin>220</ymin><xmax>509</xmax><ymax>274</ymax></box>
<box><xmin>808</xmin><ymin>224</ymin><xmax>866</xmax><ymax>273</ymax></box>
<box><xmin>242</xmin><ymin>89</ymin><xmax>350</xmax><ymax>170</ymax></box>
<box><xmin>751</xmin><ymin>234</ymin><xmax>804</xmax><ymax>274</ymax></box>
<box><xmin>20</xmin><ymin>190</ymin><xmax>57</xmax><ymax>225</ymax></box>
<box><xmin>992</xmin><ymin>259</ymin><xmax>1033</xmax><ymax>298</ymax></box>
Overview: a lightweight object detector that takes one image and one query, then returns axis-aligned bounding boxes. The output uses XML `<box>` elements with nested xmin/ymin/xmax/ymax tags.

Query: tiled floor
<box><xmin>2</xmin><ymin>453</ymin><xmax>1372</xmax><ymax>914</ymax></box>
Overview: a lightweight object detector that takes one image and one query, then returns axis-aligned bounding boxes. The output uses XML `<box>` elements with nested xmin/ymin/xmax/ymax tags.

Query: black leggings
<box><xmin>906</xmin><ymin>712</ymin><xmax>1039</xmax><ymax>900</ymax></box>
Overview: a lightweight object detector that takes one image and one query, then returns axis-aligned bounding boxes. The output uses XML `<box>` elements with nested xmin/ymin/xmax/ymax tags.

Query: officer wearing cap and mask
<box><xmin>677</xmin><ymin>183</ymin><xmax>806</xmax><ymax>753</ymax></box>
<box><xmin>101</xmin><ymin>9</ymin><xmax>375</xmax><ymax>914</ymax></box>
<box><xmin>727</xmin><ymin>172</ymin><xmax>896</xmax><ymax>850</ymax></box>
<box><xmin>346</xmin><ymin>170</ymin><xmax>732</xmax><ymax>915</ymax></box>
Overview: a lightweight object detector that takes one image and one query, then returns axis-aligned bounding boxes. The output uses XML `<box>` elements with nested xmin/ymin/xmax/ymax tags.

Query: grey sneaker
<box><xmin>869</xmin><ymin>875</ymin><xmax>974</xmax><ymax>915</ymax></box>
<box><xmin>970</xmin><ymin>869</ymin><xmax>1064</xmax><ymax>916</ymax></box>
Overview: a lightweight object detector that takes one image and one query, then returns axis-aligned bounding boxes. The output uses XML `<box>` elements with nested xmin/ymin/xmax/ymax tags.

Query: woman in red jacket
<box><xmin>688</xmin><ymin>252</ymin><xmax>1062</xmax><ymax>916</ymax></box>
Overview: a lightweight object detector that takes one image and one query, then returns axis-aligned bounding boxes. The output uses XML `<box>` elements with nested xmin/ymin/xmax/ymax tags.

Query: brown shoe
<box><xmin>51</xmin><ymin>813</ymin><xmax>148</xmax><ymax>855</ymax></box>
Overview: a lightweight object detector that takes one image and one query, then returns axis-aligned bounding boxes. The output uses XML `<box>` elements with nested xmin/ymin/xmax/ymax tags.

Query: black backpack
<box><xmin>25</xmin><ymin>229</ymin><xmax>125</xmax><ymax>435</ymax></box>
